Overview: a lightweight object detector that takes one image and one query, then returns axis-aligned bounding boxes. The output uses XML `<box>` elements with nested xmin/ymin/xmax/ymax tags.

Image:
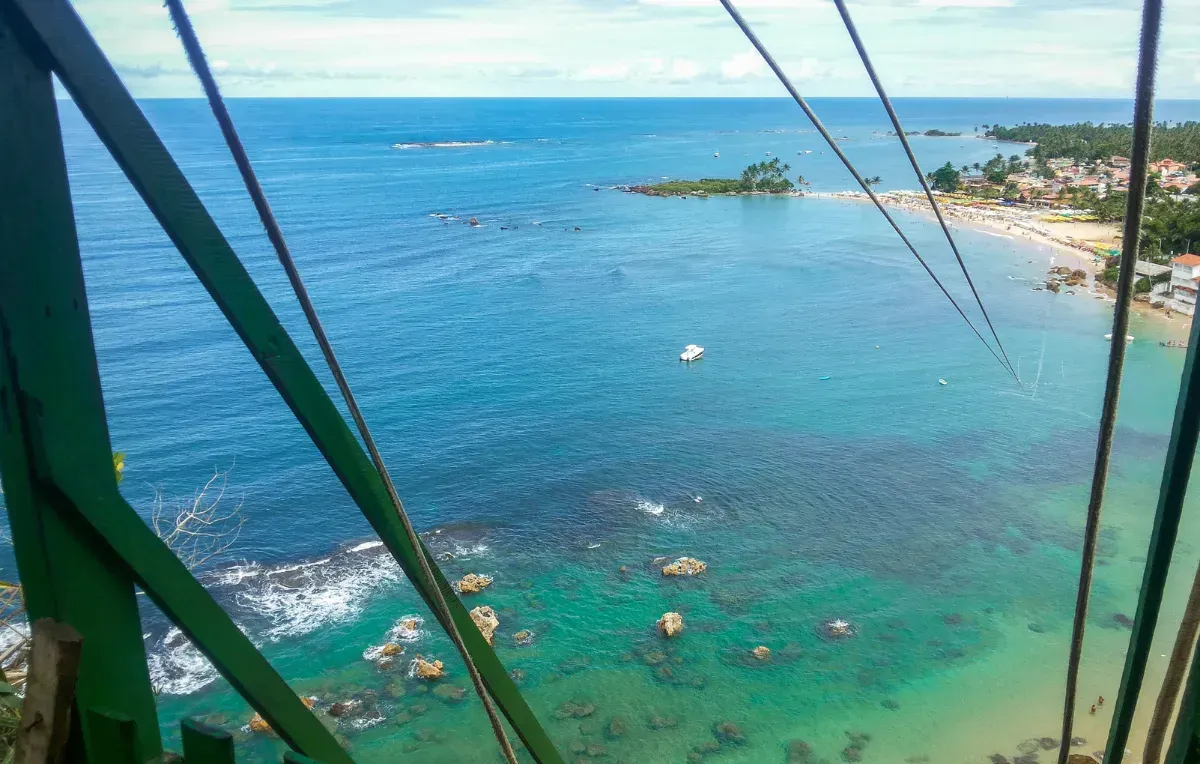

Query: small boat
<box><xmin>819</xmin><ymin>375</ymin><xmax>831</xmax><ymax>381</ymax></box>
<box><xmin>1105</xmin><ymin>333</ymin><xmax>1135</xmax><ymax>343</ymax></box>
<box><xmin>680</xmin><ymin>344</ymin><xmax>704</xmax><ymax>362</ymax></box>
<box><xmin>938</xmin><ymin>379</ymin><xmax>948</xmax><ymax>386</ymax></box>
<box><xmin>765</xmin><ymin>151</ymin><xmax>772</xmax><ymax>156</ymax></box>
<box><xmin>713</xmin><ymin>151</ymin><xmax>720</xmax><ymax>158</ymax></box>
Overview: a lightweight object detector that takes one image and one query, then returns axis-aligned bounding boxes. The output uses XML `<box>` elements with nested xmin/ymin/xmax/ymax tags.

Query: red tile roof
<box><xmin>1174</xmin><ymin>254</ymin><xmax>1200</xmax><ymax>266</ymax></box>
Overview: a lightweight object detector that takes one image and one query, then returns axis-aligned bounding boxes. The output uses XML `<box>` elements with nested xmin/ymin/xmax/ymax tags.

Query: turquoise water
<box><xmin>17</xmin><ymin>97</ymin><xmax>1200</xmax><ymax>761</ymax></box>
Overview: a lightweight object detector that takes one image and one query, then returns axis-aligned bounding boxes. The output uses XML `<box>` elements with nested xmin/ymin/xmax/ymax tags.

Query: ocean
<box><xmin>27</xmin><ymin>97</ymin><xmax>1200</xmax><ymax>762</ymax></box>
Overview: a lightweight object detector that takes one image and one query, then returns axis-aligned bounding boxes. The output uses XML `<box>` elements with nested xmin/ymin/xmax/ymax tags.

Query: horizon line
<box><xmin>58</xmin><ymin>94</ymin><xmax>1200</xmax><ymax>102</ymax></box>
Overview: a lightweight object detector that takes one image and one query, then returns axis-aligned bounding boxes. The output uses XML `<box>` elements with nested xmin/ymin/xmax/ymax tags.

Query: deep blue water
<box><xmin>15</xmin><ymin>97</ymin><xmax>1200</xmax><ymax>761</ymax></box>
<box><xmin>59</xmin><ymin>97</ymin><xmax>1200</xmax><ymax>562</ymax></box>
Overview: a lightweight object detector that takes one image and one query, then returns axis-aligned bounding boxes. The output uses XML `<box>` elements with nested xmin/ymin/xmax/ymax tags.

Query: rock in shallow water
<box><xmin>432</xmin><ymin>684</ymin><xmax>466</xmax><ymax>703</ymax></box>
<box><xmin>658</xmin><ymin>612</ymin><xmax>684</xmax><ymax>637</ymax></box>
<box><xmin>787</xmin><ymin>739</ymin><xmax>813</xmax><ymax>762</ymax></box>
<box><xmin>469</xmin><ymin>605</ymin><xmax>500</xmax><ymax>645</ymax></box>
<box><xmin>662</xmin><ymin>557</ymin><xmax>708</xmax><ymax>576</ymax></box>
<box><xmin>713</xmin><ymin>721</ymin><xmax>746</xmax><ymax>746</ymax></box>
<box><xmin>414</xmin><ymin>657</ymin><xmax>444</xmax><ymax>681</ymax></box>
<box><xmin>456</xmin><ymin>572</ymin><xmax>493</xmax><ymax>594</ymax></box>
<box><xmin>1018</xmin><ymin>739</ymin><xmax>1042</xmax><ymax>755</ymax></box>
<box><xmin>648</xmin><ymin>714</ymin><xmax>678</xmax><ymax>731</ymax></box>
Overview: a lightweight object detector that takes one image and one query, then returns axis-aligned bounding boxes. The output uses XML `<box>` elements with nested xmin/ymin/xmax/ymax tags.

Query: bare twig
<box><xmin>149</xmin><ymin>467</ymin><xmax>246</xmax><ymax>572</ymax></box>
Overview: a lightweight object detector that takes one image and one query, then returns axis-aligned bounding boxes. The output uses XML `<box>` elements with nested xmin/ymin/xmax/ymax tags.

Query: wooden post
<box><xmin>14</xmin><ymin>618</ymin><xmax>82</xmax><ymax>764</ymax></box>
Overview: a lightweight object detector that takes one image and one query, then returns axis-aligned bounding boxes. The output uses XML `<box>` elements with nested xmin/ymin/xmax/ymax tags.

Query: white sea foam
<box><xmin>636</xmin><ymin>500</ymin><xmax>665</xmax><ymax>516</ymax></box>
<box><xmin>207</xmin><ymin>562</ymin><xmax>264</xmax><ymax>586</ymax></box>
<box><xmin>349</xmin><ymin>714</ymin><xmax>386</xmax><ymax>730</ymax></box>
<box><xmin>390</xmin><ymin>615</ymin><xmax>425</xmax><ymax>643</ymax></box>
<box><xmin>347</xmin><ymin>540</ymin><xmax>384</xmax><ymax>553</ymax></box>
<box><xmin>147</xmin><ymin>627</ymin><xmax>220</xmax><ymax>696</ymax></box>
<box><xmin>392</xmin><ymin>140</ymin><xmax>494</xmax><ymax>149</ymax></box>
<box><xmin>235</xmin><ymin>554</ymin><xmax>401</xmax><ymax>641</ymax></box>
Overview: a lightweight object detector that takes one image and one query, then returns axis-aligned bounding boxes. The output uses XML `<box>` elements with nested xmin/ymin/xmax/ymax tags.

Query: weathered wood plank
<box><xmin>13</xmin><ymin>619</ymin><xmax>82</xmax><ymax>764</ymax></box>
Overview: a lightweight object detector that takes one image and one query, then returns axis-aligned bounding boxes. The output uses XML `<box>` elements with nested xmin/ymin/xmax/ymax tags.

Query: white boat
<box><xmin>713</xmin><ymin>151</ymin><xmax>720</xmax><ymax>158</ymax></box>
<box><xmin>1105</xmin><ymin>333</ymin><xmax>1135</xmax><ymax>343</ymax></box>
<box><xmin>938</xmin><ymin>379</ymin><xmax>948</xmax><ymax>386</ymax></box>
<box><xmin>680</xmin><ymin>344</ymin><xmax>704</xmax><ymax>362</ymax></box>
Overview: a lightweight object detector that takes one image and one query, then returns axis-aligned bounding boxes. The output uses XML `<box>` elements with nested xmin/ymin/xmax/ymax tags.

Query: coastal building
<box><xmin>1169</xmin><ymin>254</ymin><xmax>1200</xmax><ymax>316</ymax></box>
<box><xmin>1136</xmin><ymin>260</ymin><xmax>1173</xmax><ymax>306</ymax></box>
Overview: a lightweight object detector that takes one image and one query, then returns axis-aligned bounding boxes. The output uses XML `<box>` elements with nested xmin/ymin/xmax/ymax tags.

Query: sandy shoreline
<box><xmin>810</xmin><ymin>190</ymin><xmax>1192</xmax><ymax>338</ymax></box>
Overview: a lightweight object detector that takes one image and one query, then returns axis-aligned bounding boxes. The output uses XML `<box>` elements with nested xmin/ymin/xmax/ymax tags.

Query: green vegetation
<box><xmin>985</xmin><ymin>122</ymin><xmax>1200</xmax><ymax>165</ymax></box>
<box><xmin>635</xmin><ymin>158</ymin><xmax>800</xmax><ymax>196</ymax></box>
<box><xmin>1066</xmin><ymin>185</ymin><xmax>1200</xmax><ymax>262</ymax></box>
<box><xmin>925</xmin><ymin>162</ymin><xmax>961</xmax><ymax>193</ymax></box>
<box><xmin>923</xmin><ymin>129</ymin><xmax>962</xmax><ymax>137</ymax></box>
<box><xmin>0</xmin><ymin>681</ymin><xmax>18</xmax><ymax>763</ymax></box>
<box><xmin>738</xmin><ymin>158</ymin><xmax>797</xmax><ymax>192</ymax></box>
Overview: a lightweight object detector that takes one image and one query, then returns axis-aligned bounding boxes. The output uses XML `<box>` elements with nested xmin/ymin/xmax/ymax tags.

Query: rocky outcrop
<box><xmin>381</xmin><ymin>642</ymin><xmax>404</xmax><ymax>657</ymax></box>
<box><xmin>470</xmin><ymin>605</ymin><xmax>500</xmax><ymax>645</ymax></box>
<box><xmin>1046</xmin><ymin>280</ymin><xmax>1061</xmax><ymax>293</ymax></box>
<box><xmin>513</xmin><ymin>629</ymin><xmax>534</xmax><ymax>646</ymax></box>
<box><xmin>1071</xmin><ymin>269</ymin><xmax>1089</xmax><ymax>280</ymax></box>
<box><xmin>414</xmin><ymin>657</ymin><xmax>445</xmax><ymax>680</ymax></box>
<box><xmin>751</xmin><ymin>646</ymin><xmax>771</xmax><ymax>661</ymax></box>
<box><xmin>658</xmin><ymin>612</ymin><xmax>684</xmax><ymax>637</ymax></box>
<box><xmin>662</xmin><ymin>557</ymin><xmax>707</xmax><ymax>576</ymax></box>
<box><xmin>457</xmin><ymin>573</ymin><xmax>493</xmax><ymax>594</ymax></box>
<box><xmin>249</xmin><ymin>696</ymin><xmax>315</xmax><ymax>734</ymax></box>
<box><xmin>249</xmin><ymin>715</ymin><xmax>271</xmax><ymax>734</ymax></box>
<box><xmin>328</xmin><ymin>700</ymin><xmax>356</xmax><ymax>718</ymax></box>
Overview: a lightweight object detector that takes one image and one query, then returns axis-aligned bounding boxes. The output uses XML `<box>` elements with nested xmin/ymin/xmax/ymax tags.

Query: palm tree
<box><xmin>972</xmin><ymin>162</ymin><xmax>982</xmax><ymax>174</ymax></box>
<box><xmin>866</xmin><ymin>176</ymin><xmax>882</xmax><ymax>189</ymax></box>
<box><xmin>960</xmin><ymin>165</ymin><xmax>971</xmax><ymax>176</ymax></box>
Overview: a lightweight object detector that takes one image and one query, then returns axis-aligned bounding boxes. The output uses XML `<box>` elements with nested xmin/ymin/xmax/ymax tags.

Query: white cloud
<box><xmin>671</xmin><ymin>58</ymin><xmax>703</xmax><ymax>80</ymax></box>
<box><xmin>915</xmin><ymin>0</ymin><xmax>1016</xmax><ymax>6</ymax></box>
<box><xmin>576</xmin><ymin>63</ymin><xmax>632</xmax><ymax>81</ymax></box>
<box><xmin>720</xmin><ymin>51</ymin><xmax>766</xmax><ymax>80</ymax></box>
<box><xmin>67</xmin><ymin>0</ymin><xmax>1200</xmax><ymax>97</ymax></box>
<box><xmin>640</xmin><ymin>0</ymin><xmax>825</xmax><ymax>6</ymax></box>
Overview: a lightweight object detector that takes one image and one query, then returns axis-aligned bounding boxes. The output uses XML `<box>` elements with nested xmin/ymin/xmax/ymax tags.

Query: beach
<box><xmin>812</xmin><ymin>189</ymin><xmax>1193</xmax><ymax>338</ymax></box>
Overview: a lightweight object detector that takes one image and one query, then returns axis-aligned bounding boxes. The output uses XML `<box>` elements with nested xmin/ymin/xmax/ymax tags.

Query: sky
<box><xmin>74</xmin><ymin>0</ymin><xmax>1200</xmax><ymax>99</ymax></box>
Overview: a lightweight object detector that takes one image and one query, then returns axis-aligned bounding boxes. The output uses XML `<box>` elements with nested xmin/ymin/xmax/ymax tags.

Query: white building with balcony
<box><xmin>1169</xmin><ymin>254</ymin><xmax>1200</xmax><ymax>316</ymax></box>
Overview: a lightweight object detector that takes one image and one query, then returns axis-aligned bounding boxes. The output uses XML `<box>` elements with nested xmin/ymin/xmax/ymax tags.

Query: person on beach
<box><xmin>1090</xmin><ymin>704</ymin><xmax>1097</xmax><ymax>715</ymax></box>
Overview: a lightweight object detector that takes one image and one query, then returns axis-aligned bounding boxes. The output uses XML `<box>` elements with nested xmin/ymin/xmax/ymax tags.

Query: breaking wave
<box><xmin>144</xmin><ymin>528</ymin><xmax>492</xmax><ymax>696</ymax></box>
<box><xmin>392</xmin><ymin>140</ymin><xmax>495</xmax><ymax>149</ymax></box>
